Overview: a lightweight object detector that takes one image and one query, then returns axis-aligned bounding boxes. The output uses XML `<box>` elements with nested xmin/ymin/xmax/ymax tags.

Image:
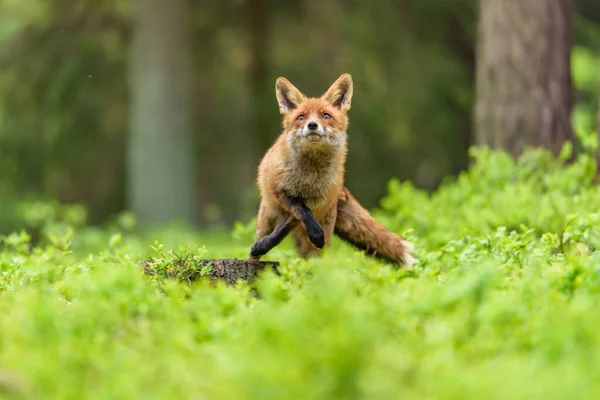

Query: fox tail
<box><xmin>334</xmin><ymin>188</ymin><xmax>415</xmax><ymax>267</ymax></box>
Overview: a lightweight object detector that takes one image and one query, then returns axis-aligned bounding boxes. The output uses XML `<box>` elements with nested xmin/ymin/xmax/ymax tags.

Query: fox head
<box><xmin>275</xmin><ymin>74</ymin><xmax>353</xmax><ymax>153</ymax></box>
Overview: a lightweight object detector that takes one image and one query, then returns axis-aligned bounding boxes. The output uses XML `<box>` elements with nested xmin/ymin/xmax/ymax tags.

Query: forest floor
<box><xmin>1</xmin><ymin>145</ymin><xmax>600</xmax><ymax>399</ymax></box>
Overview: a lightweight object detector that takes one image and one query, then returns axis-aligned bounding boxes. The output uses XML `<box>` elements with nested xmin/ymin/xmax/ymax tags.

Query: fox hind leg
<box><xmin>292</xmin><ymin>228</ymin><xmax>320</xmax><ymax>259</ymax></box>
<box><xmin>255</xmin><ymin>201</ymin><xmax>277</xmax><ymax>240</ymax></box>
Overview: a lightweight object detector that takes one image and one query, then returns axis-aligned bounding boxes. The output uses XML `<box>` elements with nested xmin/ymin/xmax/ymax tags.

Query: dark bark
<box><xmin>127</xmin><ymin>0</ymin><xmax>196</xmax><ymax>225</ymax></box>
<box><xmin>142</xmin><ymin>258</ymin><xmax>280</xmax><ymax>285</ymax></box>
<box><xmin>231</xmin><ymin>0</ymin><xmax>273</xmax><ymax>220</ymax></box>
<box><xmin>475</xmin><ymin>0</ymin><xmax>574</xmax><ymax>156</ymax></box>
<box><xmin>597</xmin><ymin>67</ymin><xmax>600</xmax><ymax>170</ymax></box>
<box><xmin>244</xmin><ymin>0</ymin><xmax>272</xmax><ymax>154</ymax></box>
<box><xmin>190</xmin><ymin>4</ymin><xmax>220</xmax><ymax>227</ymax></box>
<box><xmin>443</xmin><ymin>6</ymin><xmax>477</xmax><ymax>174</ymax></box>
<box><xmin>597</xmin><ymin>67</ymin><xmax>600</xmax><ymax>137</ymax></box>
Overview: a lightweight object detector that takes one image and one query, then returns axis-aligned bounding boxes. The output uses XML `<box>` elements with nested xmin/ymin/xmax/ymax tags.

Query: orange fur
<box><xmin>335</xmin><ymin>188</ymin><xmax>415</xmax><ymax>266</ymax></box>
<box><xmin>252</xmin><ymin>74</ymin><xmax>415</xmax><ymax>267</ymax></box>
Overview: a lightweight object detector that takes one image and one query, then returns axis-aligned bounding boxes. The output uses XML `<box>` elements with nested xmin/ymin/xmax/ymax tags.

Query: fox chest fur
<box><xmin>276</xmin><ymin>149</ymin><xmax>345</xmax><ymax>210</ymax></box>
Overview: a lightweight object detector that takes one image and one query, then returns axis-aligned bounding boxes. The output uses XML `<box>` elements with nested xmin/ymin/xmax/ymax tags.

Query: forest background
<box><xmin>0</xmin><ymin>0</ymin><xmax>598</xmax><ymax>232</ymax></box>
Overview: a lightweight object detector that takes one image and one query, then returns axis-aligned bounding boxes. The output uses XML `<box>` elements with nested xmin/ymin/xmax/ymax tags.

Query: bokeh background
<box><xmin>0</xmin><ymin>0</ymin><xmax>598</xmax><ymax>233</ymax></box>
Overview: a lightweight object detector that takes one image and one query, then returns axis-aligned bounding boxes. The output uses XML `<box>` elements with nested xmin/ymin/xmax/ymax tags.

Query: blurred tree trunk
<box><xmin>443</xmin><ymin>5</ymin><xmax>476</xmax><ymax>175</ymax></box>
<box><xmin>597</xmin><ymin>67</ymin><xmax>600</xmax><ymax>135</ymax></box>
<box><xmin>127</xmin><ymin>0</ymin><xmax>195</xmax><ymax>225</ymax></box>
<box><xmin>237</xmin><ymin>0</ymin><xmax>272</xmax><ymax>219</ymax></box>
<box><xmin>475</xmin><ymin>0</ymin><xmax>574</xmax><ymax>156</ymax></box>
<box><xmin>244</xmin><ymin>0</ymin><xmax>271</xmax><ymax>154</ymax></box>
<box><xmin>597</xmin><ymin>68</ymin><xmax>600</xmax><ymax>171</ymax></box>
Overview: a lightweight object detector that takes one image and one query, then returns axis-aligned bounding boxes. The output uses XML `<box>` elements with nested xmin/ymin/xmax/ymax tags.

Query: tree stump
<box><xmin>142</xmin><ymin>258</ymin><xmax>280</xmax><ymax>285</ymax></box>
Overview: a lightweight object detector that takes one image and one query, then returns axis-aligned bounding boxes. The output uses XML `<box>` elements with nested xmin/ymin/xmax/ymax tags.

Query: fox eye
<box><xmin>322</xmin><ymin>113</ymin><xmax>331</xmax><ymax>119</ymax></box>
<box><xmin>298</xmin><ymin>114</ymin><xmax>306</xmax><ymax>120</ymax></box>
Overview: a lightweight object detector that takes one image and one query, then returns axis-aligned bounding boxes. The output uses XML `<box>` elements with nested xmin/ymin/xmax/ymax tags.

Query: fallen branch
<box><xmin>142</xmin><ymin>258</ymin><xmax>280</xmax><ymax>285</ymax></box>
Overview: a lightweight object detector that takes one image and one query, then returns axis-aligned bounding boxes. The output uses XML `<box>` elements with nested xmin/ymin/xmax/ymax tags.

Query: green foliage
<box><xmin>144</xmin><ymin>242</ymin><xmax>213</xmax><ymax>283</ymax></box>
<box><xmin>2</xmin><ymin>144</ymin><xmax>600</xmax><ymax>398</ymax></box>
<box><xmin>378</xmin><ymin>132</ymin><xmax>599</xmax><ymax>248</ymax></box>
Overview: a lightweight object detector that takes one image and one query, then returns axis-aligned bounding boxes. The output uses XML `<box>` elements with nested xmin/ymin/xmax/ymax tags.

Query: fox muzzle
<box><xmin>302</xmin><ymin>121</ymin><xmax>325</xmax><ymax>142</ymax></box>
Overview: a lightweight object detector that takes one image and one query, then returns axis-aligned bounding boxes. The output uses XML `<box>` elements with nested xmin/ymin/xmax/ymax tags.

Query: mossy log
<box><xmin>142</xmin><ymin>258</ymin><xmax>280</xmax><ymax>285</ymax></box>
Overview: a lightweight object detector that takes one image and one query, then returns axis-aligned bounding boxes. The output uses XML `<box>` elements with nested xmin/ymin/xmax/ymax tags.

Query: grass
<box><xmin>1</xmin><ymin>142</ymin><xmax>600</xmax><ymax>399</ymax></box>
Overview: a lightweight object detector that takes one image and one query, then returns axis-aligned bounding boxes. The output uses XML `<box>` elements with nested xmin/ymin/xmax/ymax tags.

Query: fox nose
<box><xmin>307</xmin><ymin>121</ymin><xmax>318</xmax><ymax>130</ymax></box>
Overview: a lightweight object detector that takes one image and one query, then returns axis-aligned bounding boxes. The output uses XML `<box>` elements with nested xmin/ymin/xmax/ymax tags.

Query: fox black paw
<box><xmin>305</xmin><ymin>223</ymin><xmax>325</xmax><ymax>249</ymax></box>
<box><xmin>250</xmin><ymin>241</ymin><xmax>265</xmax><ymax>258</ymax></box>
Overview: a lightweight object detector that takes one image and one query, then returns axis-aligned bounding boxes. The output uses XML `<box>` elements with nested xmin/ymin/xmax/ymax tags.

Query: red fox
<box><xmin>249</xmin><ymin>74</ymin><xmax>415</xmax><ymax>267</ymax></box>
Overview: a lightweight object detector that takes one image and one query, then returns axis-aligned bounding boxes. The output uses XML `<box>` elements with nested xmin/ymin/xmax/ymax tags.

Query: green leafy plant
<box><xmin>1</xmin><ymin>143</ymin><xmax>600</xmax><ymax>399</ymax></box>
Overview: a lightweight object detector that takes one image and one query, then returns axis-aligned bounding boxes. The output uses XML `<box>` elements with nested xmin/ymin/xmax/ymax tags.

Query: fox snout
<box><xmin>302</xmin><ymin>120</ymin><xmax>325</xmax><ymax>141</ymax></box>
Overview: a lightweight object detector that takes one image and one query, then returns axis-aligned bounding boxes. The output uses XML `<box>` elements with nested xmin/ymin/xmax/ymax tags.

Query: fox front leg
<box><xmin>276</xmin><ymin>193</ymin><xmax>325</xmax><ymax>249</ymax></box>
<box><xmin>250</xmin><ymin>215</ymin><xmax>298</xmax><ymax>260</ymax></box>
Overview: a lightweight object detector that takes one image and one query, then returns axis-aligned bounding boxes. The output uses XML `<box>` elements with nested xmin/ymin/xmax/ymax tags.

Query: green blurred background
<box><xmin>0</xmin><ymin>0</ymin><xmax>598</xmax><ymax>233</ymax></box>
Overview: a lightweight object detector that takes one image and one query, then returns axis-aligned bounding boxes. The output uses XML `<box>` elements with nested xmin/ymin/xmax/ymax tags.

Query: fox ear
<box><xmin>322</xmin><ymin>73</ymin><xmax>353</xmax><ymax>111</ymax></box>
<box><xmin>275</xmin><ymin>77</ymin><xmax>305</xmax><ymax>114</ymax></box>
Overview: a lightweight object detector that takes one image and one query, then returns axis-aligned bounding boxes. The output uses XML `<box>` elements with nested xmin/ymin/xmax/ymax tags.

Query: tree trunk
<box><xmin>244</xmin><ymin>0</ymin><xmax>272</xmax><ymax>156</ymax></box>
<box><xmin>597</xmin><ymin>67</ymin><xmax>600</xmax><ymax>136</ymax></box>
<box><xmin>127</xmin><ymin>0</ymin><xmax>195</xmax><ymax>225</ymax></box>
<box><xmin>234</xmin><ymin>0</ymin><xmax>272</xmax><ymax>220</ymax></box>
<box><xmin>474</xmin><ymin>0</ymin><xmax>574</xmax><ymax>156</ymax></box>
